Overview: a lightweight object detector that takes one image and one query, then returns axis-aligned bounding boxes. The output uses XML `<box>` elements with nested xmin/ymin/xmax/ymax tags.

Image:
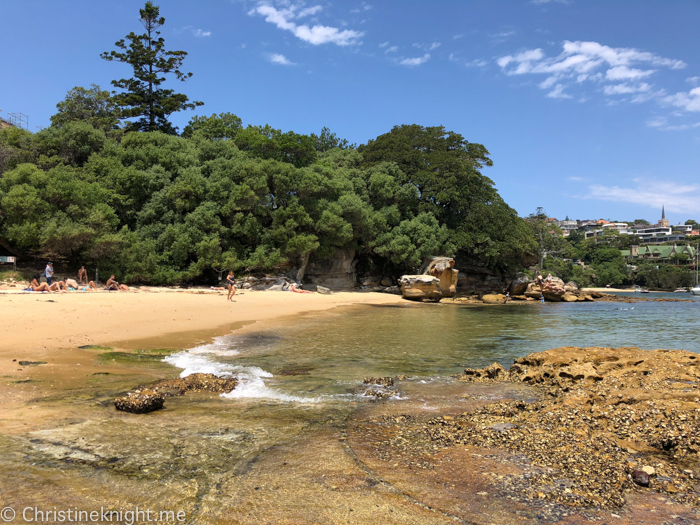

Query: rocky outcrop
<box><xmin>440</xmin><ymin>347</ymin><xmax>700</xmax><ymax>508</ymax></box>
<box><xmin>524</xmin><ymin>277</ymin><xmax>566</xmax><ymax>301</ymax></box>
<box><xmin>304</xmin><ymin>248</ymin><xmax>357</xmax><ymax>290</ymax></box>
<box><xmin>422</xmin><ymin>257</ymin><xmax>459</xmax><ymax>298</ymax></box>
<box><xmin>481</xmin><ymin>293</ymin><xmax>507</xmax><ymax>304</ymax></box>
<box><xmin>399</xmin><ymin>275</ymin><xmax>442</xmax><ymax>302</ymax></box>
<box><xmin>508</xmin><ymin>272</ymin><xmax>531</xmax><ymax>295</ymax></box>
<box><xmin>238</xmin><ymin>275</ymin><xmax>298</xmax><ymax>291</ymax></box>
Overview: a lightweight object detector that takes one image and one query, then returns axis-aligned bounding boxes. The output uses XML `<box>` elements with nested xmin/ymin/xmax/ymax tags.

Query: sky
<box><xmin>1</xmin><ymin>0</ymin><xmax>699</xmax><ymax>224</ymax></box>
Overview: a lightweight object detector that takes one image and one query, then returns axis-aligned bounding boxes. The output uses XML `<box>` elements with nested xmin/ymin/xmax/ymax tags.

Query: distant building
<box><xmin>621</xmin><ymin>244</ymin><xmax>696</xmax><ymax>263</ymax></box>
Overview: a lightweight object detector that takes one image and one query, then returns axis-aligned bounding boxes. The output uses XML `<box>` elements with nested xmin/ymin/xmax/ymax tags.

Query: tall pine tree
<box><xmin>101</xmin><ymin>2</ymin><xmax>203</xmax><ymax>133</ymax></box>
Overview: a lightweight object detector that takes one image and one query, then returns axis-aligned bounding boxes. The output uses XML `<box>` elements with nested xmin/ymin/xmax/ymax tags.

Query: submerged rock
<box><xmin>114</xmin><ymin>390</ymin><xmax>165</xmax><ymax>414</ymax></box>
<box><xmin>363</xmin><ymin>376</ymin><xmax>394</xmax><ymax>387</ymax></box>
<box><xmin>632</xmin><ymin>470</ymin><xmax>650</xmax><ymax>487</ymax></box>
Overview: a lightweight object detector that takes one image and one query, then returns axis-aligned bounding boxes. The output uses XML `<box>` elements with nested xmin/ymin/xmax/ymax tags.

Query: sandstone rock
<box><xmin>482</xmin><ymin>294</ymin><xmax>506</xmax><ymax>304</ymax></box>
<box><xmin>509</xmin><ymin>272</ymin><xmax>531</xmax><ymax>295</ymax></box>
<box><xmin>642</xmin><ymin>465</ymin><xmax>656</xmax><ymax>476</ymax></box>
<box><xmin>360</xmin><ymin>276</ymin><xmax>381</xmax><ymax>287</ymax></box>
<box><xmin>399</xmin><ymin>275</ymin><xmax>442</xmax><ymax>302</ymax></box>
<box><xmin>564</xmin><ymin>281</ymin><xmax>579</xmax><ymax>292</ymax></box>
<box><xmin>422</xmin><ymin>257</ymin><xmax>459</xmax><ymax>297</ymax></box>
<box><xmin>512</xmin><ymin>295</ymin><xmax>528</xmax><ymax>301</ymax></box>
<box><xmin>463</xmin><ymin>362</ymin><xmax>506</xmax><ymax>381</ymax></box>
<box><xmin>305</xmin><ymin>248</ymin><xmax>357</xmax><ymax>290</ymax></box>
<box><xmin>114</xmin><ymin>390</ymin><xmax>165</xmax><ymax>414</ymax></box>
<box><xmin>562</xmin><ymin>293</ymin><xmax>580</xmax><ymax>302</ymax></box>
<box><xmin>317</xmin><ymin>285</ymin><xmax>332</xmax><ymax>295</ymax></box>
<box><xmin>380</xmin><ymin>276</ymin><xmax>394</xmax><ymax>287</ymax></box>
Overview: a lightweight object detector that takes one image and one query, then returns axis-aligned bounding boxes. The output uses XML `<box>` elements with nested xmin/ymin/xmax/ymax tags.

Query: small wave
<box><xmin>184</xmin><ymin>335</ymin><xmax>240</xmax><ymax>357</ymax></box>
<box><xmin>164</xmin><ymin>350</ymin><xmax>319</xmax><ymax>404</ymax></box>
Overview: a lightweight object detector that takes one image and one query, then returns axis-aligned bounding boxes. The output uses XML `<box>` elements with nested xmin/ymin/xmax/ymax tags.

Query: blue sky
<box><xmin>2</xmin><ymin>0</ymin><xmax>699</xmax><ymax>224</ymax></box>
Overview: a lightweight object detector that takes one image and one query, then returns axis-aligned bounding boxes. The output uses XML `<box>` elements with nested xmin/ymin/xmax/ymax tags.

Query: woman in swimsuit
<box><xmin>226</xmin><ymin>271</ymin><xmax>236</xmax><ymax>301</ymax></box>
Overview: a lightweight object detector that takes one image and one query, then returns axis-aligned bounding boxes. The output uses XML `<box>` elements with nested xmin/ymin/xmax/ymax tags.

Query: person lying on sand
<box><xmin>289</xmin><ymin>284</ymin><xmax>314</xmax><ymax>294</ymax></box>
<box><xmin>79</xmin><ymin>281</ymin><xmax>98</xmax><ymax>291</ymax></box>
<box><xmin>27</xmin><ymin>279</ymin><xmax>53</xmax><ymax>292</ymax></box>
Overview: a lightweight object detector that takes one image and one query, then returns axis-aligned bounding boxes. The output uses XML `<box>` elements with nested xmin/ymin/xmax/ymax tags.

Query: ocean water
<box><xmin>165</xmin><ymin>294</ymin><xmax>700</xmax><ymax>403</ymax></box>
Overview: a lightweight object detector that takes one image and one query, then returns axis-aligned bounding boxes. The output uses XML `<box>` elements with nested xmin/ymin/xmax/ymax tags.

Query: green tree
<box><xmin>310</xmin><ymin>127</ymin><xmax>353</xmax><ymax>152</ymax></box>
<box><xmin>100</xmin><ymin>1</ymin><xmax>203</xmax><ymax>133</ymax></box>
<box><xmin>50</xmin><ymin>85</ymin><xmax>119</xmax><ymax>132</ymax></box>
<box><xmin>182</xmin><ymin>113</ymin><xmax>243</xmax><ymax>140</ymax></box>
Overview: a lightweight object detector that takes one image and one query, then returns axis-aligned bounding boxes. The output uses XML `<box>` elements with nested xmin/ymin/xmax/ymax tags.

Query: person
<box><xmin>105</xmin><ymin>275</ymin><xmax>120</xmax><ymax>291</ymax></box>
<box><xmin>226</xmin><ymin>270</ymin><xmax>236</xmax><ymax>301</ymax></box>
<box><xmin>540</xmin><ymin>294</ymin><xmax>545</xmax><ymax>304</ymax></box>
<box><xmin>63</xmin><ymin>277</ymin><xmax>79</xmax><ymax>290</ymax></box>
<box><xmin>546</xmin><ymin>273</ymin><xmax>553</xmax><ymax>282</ymax></box>
<box><xmin>505</xmin><ymin>292</ymin><xmax>510</xmax><ymax>303</ymax></box>
<box><xmin>535</xmin><ymin>274</ymin><xmax>543</xmax><ymax>285</ymax></box>
<box><xmin>28</xmin><ymin>279</ymin><xmax>53</xmax><ymax>292</ymax></box>
<box><xmin>78</xmin><ymin>266</ymin><xmax>88</xmax><ymax>285</ymax></box>
<box><xmin>80</xmin><ymin>281</ymin><xmax>98</xmax><ymax>292</ymax></box>
<box><xmin>44</xmin><ymin>262</ymin><xmax>54</xmax><ymax>285</ymax></box>
<box><xmin>290</xmin><ymin>283</ymin><xmax>313</xmax><ymax>294</ymax></box>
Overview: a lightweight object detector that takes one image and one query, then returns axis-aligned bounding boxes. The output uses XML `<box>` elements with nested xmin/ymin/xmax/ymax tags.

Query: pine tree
<box><xmin>101</xmin><ymin>2</ymin><xmax>203</xmax><ymax>133</ymax></box>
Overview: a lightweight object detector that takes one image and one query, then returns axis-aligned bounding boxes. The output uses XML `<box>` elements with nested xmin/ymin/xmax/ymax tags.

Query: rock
<box><xmin>380</xmin><ymin>285</ymin><xmax>401</xmax><ymax>295</ymax></box>
<box><xmin>114</xmin><ymin>390</ymin><xmax>165</xmax><ymax>414</ymax></box>
<box><xmin>316</xmin><ymin>285</ymin><xmax>332</xmax><ymax>295</ymax></box>
<box><xmin>399</xmin><ymin>275</ymin><xmax>442</xmax><ymax>302</ymax></box>
<box><xmin>561</xmin><ymin>293</ymin><xmax>580</xmax><ymax>302</ymax></box>
<box><xmin>509</xmin><ymin>272</ymin><xmax>531</xmax><ymax>295</ymax></box>
<box><xmin>380</xmin><ymin>276</ymin><xmax>394</xmax><ymax>287</ymax></box>
<box><xmin>422</xmin><ymin>257</ymin><xmax>459</xmax><ymax>297</ymax></box>
<box><xmin>463</xmin><ymin>362</ymin><xmax>506</xmax><ymax>381</ymax></box>
<box><xmin>363</xmin><ymin>377</ymin><xmax>394</xmax><ymax>387</ymax></box>
<box><xmin>642</xmin><ymin>465</ymin><xmax>656</xmax><ymax>476</ymax></box>
<box><xmin>360</xmin><ymin>276</ymin><xmax>382</xmax><ymax>287</ymax></box>
<box><xmin>512</xmin><ymin>295</ymin><xmax>528</xmax><ymax>301</ymax></box>
<box><xmin>481</xmin><ymin>294</ymin><xmax>507</xmax><ymax>304</ymax></box>
<box><xmin>632</xmin><ymin>470</ymin><xmax>650</xmax><ymax>487</ymax></box>
<box><xmin>148</xmin><ymin>373</ymin><xmax>238</xmax><ymax>396</ymax></box>
<box><xmin>564</xmin><ymin>281</ymin><xmax>579</xmax><ymax>292</ymax></box>
<box><xmin>305</xmin><ymin>248</ymin><xmax>358</xmax><ymax>290</ymax></box>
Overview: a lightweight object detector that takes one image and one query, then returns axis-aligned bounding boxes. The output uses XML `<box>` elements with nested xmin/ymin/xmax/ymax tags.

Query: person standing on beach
<box><xmin>78</xmin><ymin>266</ymin><xmax>88</xmax><ymax>285</ymax></box>
<box><xmin>226</xmin><ymin>270</ymin><xmax>236</xmax><ymax>301</ymax></box>
<box><xmin>44</xmin><ymin>262</ymin><xmax>54</xmax><ymax>285</ymax></box>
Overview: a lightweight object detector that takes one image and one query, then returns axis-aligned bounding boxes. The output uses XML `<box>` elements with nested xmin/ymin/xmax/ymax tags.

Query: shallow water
<box><xmin>166</xmin><ymin>297</ymin><xmax>700</xmax><ymax>402</ymax></box>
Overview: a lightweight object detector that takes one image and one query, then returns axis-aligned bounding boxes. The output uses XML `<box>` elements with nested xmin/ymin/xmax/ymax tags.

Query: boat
<box><xmin>692</xmin><ymin>286</ymin><xmax>700</xmax><ymax>296</ymax></box>
<box><xmin>674</xmin><ymin>288</ymin><xmax>688</xmax><ymax>293</ymax></box>
<box><xmin>640</xmin><ymin>289</ymin><xmax>650</xmax><ymax>293</ymax></box>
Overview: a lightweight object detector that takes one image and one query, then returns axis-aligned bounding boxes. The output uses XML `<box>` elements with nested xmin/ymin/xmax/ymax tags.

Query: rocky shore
<box><xmin>436</xmin><ymin>347</ymin><xmax>700</xmax><ymax>509</ymax></box>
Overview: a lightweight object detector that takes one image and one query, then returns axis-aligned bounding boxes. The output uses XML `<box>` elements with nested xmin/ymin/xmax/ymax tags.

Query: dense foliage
<box><xmin>0</xmin><ymin>119</ymin><xmax>536</xmax><ymax>284</ymax></box>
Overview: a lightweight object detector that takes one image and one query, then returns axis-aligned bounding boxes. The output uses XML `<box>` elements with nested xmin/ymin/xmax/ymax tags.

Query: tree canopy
<box><xmin>0</xmin><ymin>118</ymin><xmax>535</xmax><ymax>284</ymax></box>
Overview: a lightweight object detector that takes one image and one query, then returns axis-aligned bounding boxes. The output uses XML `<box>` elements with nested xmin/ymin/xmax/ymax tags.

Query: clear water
<box><xmin>166</xmin><ymin>295</ymin><xmax>700</xmax><ymax>402</ymax></box>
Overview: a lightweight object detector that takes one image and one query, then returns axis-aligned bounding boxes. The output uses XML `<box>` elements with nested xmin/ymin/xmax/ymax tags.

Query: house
<box><xmin>621</xmin><ymin>244</ymin><xmax>697</xmax><ymax>263</ymax></box>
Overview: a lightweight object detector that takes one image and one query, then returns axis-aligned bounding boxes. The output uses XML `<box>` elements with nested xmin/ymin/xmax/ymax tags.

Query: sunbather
<box><xmin>28</xmin><ymin>279</ymin><xmax>53</xmax><ymax>292</ymax></box>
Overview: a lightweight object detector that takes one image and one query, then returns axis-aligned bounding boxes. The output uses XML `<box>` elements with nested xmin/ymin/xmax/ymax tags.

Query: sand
<box><xmin>0</xmin><ymin>288</ymin><xmax>403</xmax><ymax>397</ymax></box>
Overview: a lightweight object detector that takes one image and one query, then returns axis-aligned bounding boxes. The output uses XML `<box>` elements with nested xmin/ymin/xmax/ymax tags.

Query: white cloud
<box><xmin>568</xmin><ymin>176</ymin><xmax>586</xmax><ymax>182</ymax></box>
<box><xmin>378</xmin><ymin>41</ymin><xmax>389</xmax><ymax>48</ymax></box>
<box><xmin>687</xmin><ymin>76</ymin><xmax>700</xmax><ymax>85</ymax></box>
<box><xmin>385</xmin><ymin>45</ymin><xmax>398</xmax><ymax>54</ymax></box>
<box><xmin>413</xmin><ymin>42</ymin><xmax>441</xmax><ymax>51</ymax></box>
<box><xmin>546</xmin><ymin>84</ymin><xmax>572</xmax><ymax>99</ymax></box>
<box><xmin>177</xmin><ymin>26</ymin><xmax>212</xmax><ymax>38</ymax></box>
<box><xmin>603</xmin><ymin>82</ymin><xmax>651</xmax><ymax>95</ymax></box>
<box><xmin>449</xmin><ymin>54</ymin><xmax>488</xmax><ymax>68</ymax></box>
<box><xmin>583</xmin><ymin>179</ymin><xmax>700</xmax><ymax>214</ymax></box>
<box><xmin>268</xmin><ymin>53</ymin><xmax>296</xmax><ymax>66</ymax></box>
<box><xmin>664</xmin><ymin>87</ymin><xmax>700</xmax><ymax>112</ymax></box>
<box><xmin>399</xmin><ymin>53</ymin><xmax>431</xmax><ymax>67</ymax></box>
<box><xmin>497</xmin><ymin>40</ymin><xmax>687</xmax><ymax>108</ymax></box>
<box><xmin>350</xmin><ymin>2</ymin><xmax>372</xmax><ymax>13</ymax></box>
<box><xmin>252</xmin><ymin>3</ymin><xmax>364</xmax><ymax>46</ymax></box>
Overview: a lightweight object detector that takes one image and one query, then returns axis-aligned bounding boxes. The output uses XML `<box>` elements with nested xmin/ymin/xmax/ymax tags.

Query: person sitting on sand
<box><xmin>226</xmin><ymin>270</ymin><xmax>236</xmax><ymax>301</ymax></box>
<box><xmin>78</xmin><ymin>266</ymin><xmax>88</xmax><ymax>285</ymax></box>
<box><xmin>28</xmin><ymin>279</ymin><xmax>53</xmax><ymax>292</ymax></box>
<box><xmin>105</xmin><ymin>275</ymin><xmax>120</xmax><ymax>291</ymax></box>
<box><xmin>49</xmin><ymin>281</ymin><xmax>65</xmax><ymax>292</ymax></box>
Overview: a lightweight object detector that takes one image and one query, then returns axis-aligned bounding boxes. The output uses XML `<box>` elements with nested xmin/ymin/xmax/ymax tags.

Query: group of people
<box><xmin>25</xmin><ymin>263</ymin><xmax>128</xmax><ymax>293</ymax></box>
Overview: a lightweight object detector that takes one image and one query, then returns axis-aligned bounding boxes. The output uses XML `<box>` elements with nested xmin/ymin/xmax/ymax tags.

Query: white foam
<box><xmin>164</xmin><ymin>346</ymin><xmax>320</xmax><ymax>404</ymax></box>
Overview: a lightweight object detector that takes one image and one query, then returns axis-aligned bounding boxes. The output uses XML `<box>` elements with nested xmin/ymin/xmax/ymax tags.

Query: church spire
<box><xmin>662</xmin><ymin>205</ymin><xmax>665</xmax><ymax>219</ymax></box>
